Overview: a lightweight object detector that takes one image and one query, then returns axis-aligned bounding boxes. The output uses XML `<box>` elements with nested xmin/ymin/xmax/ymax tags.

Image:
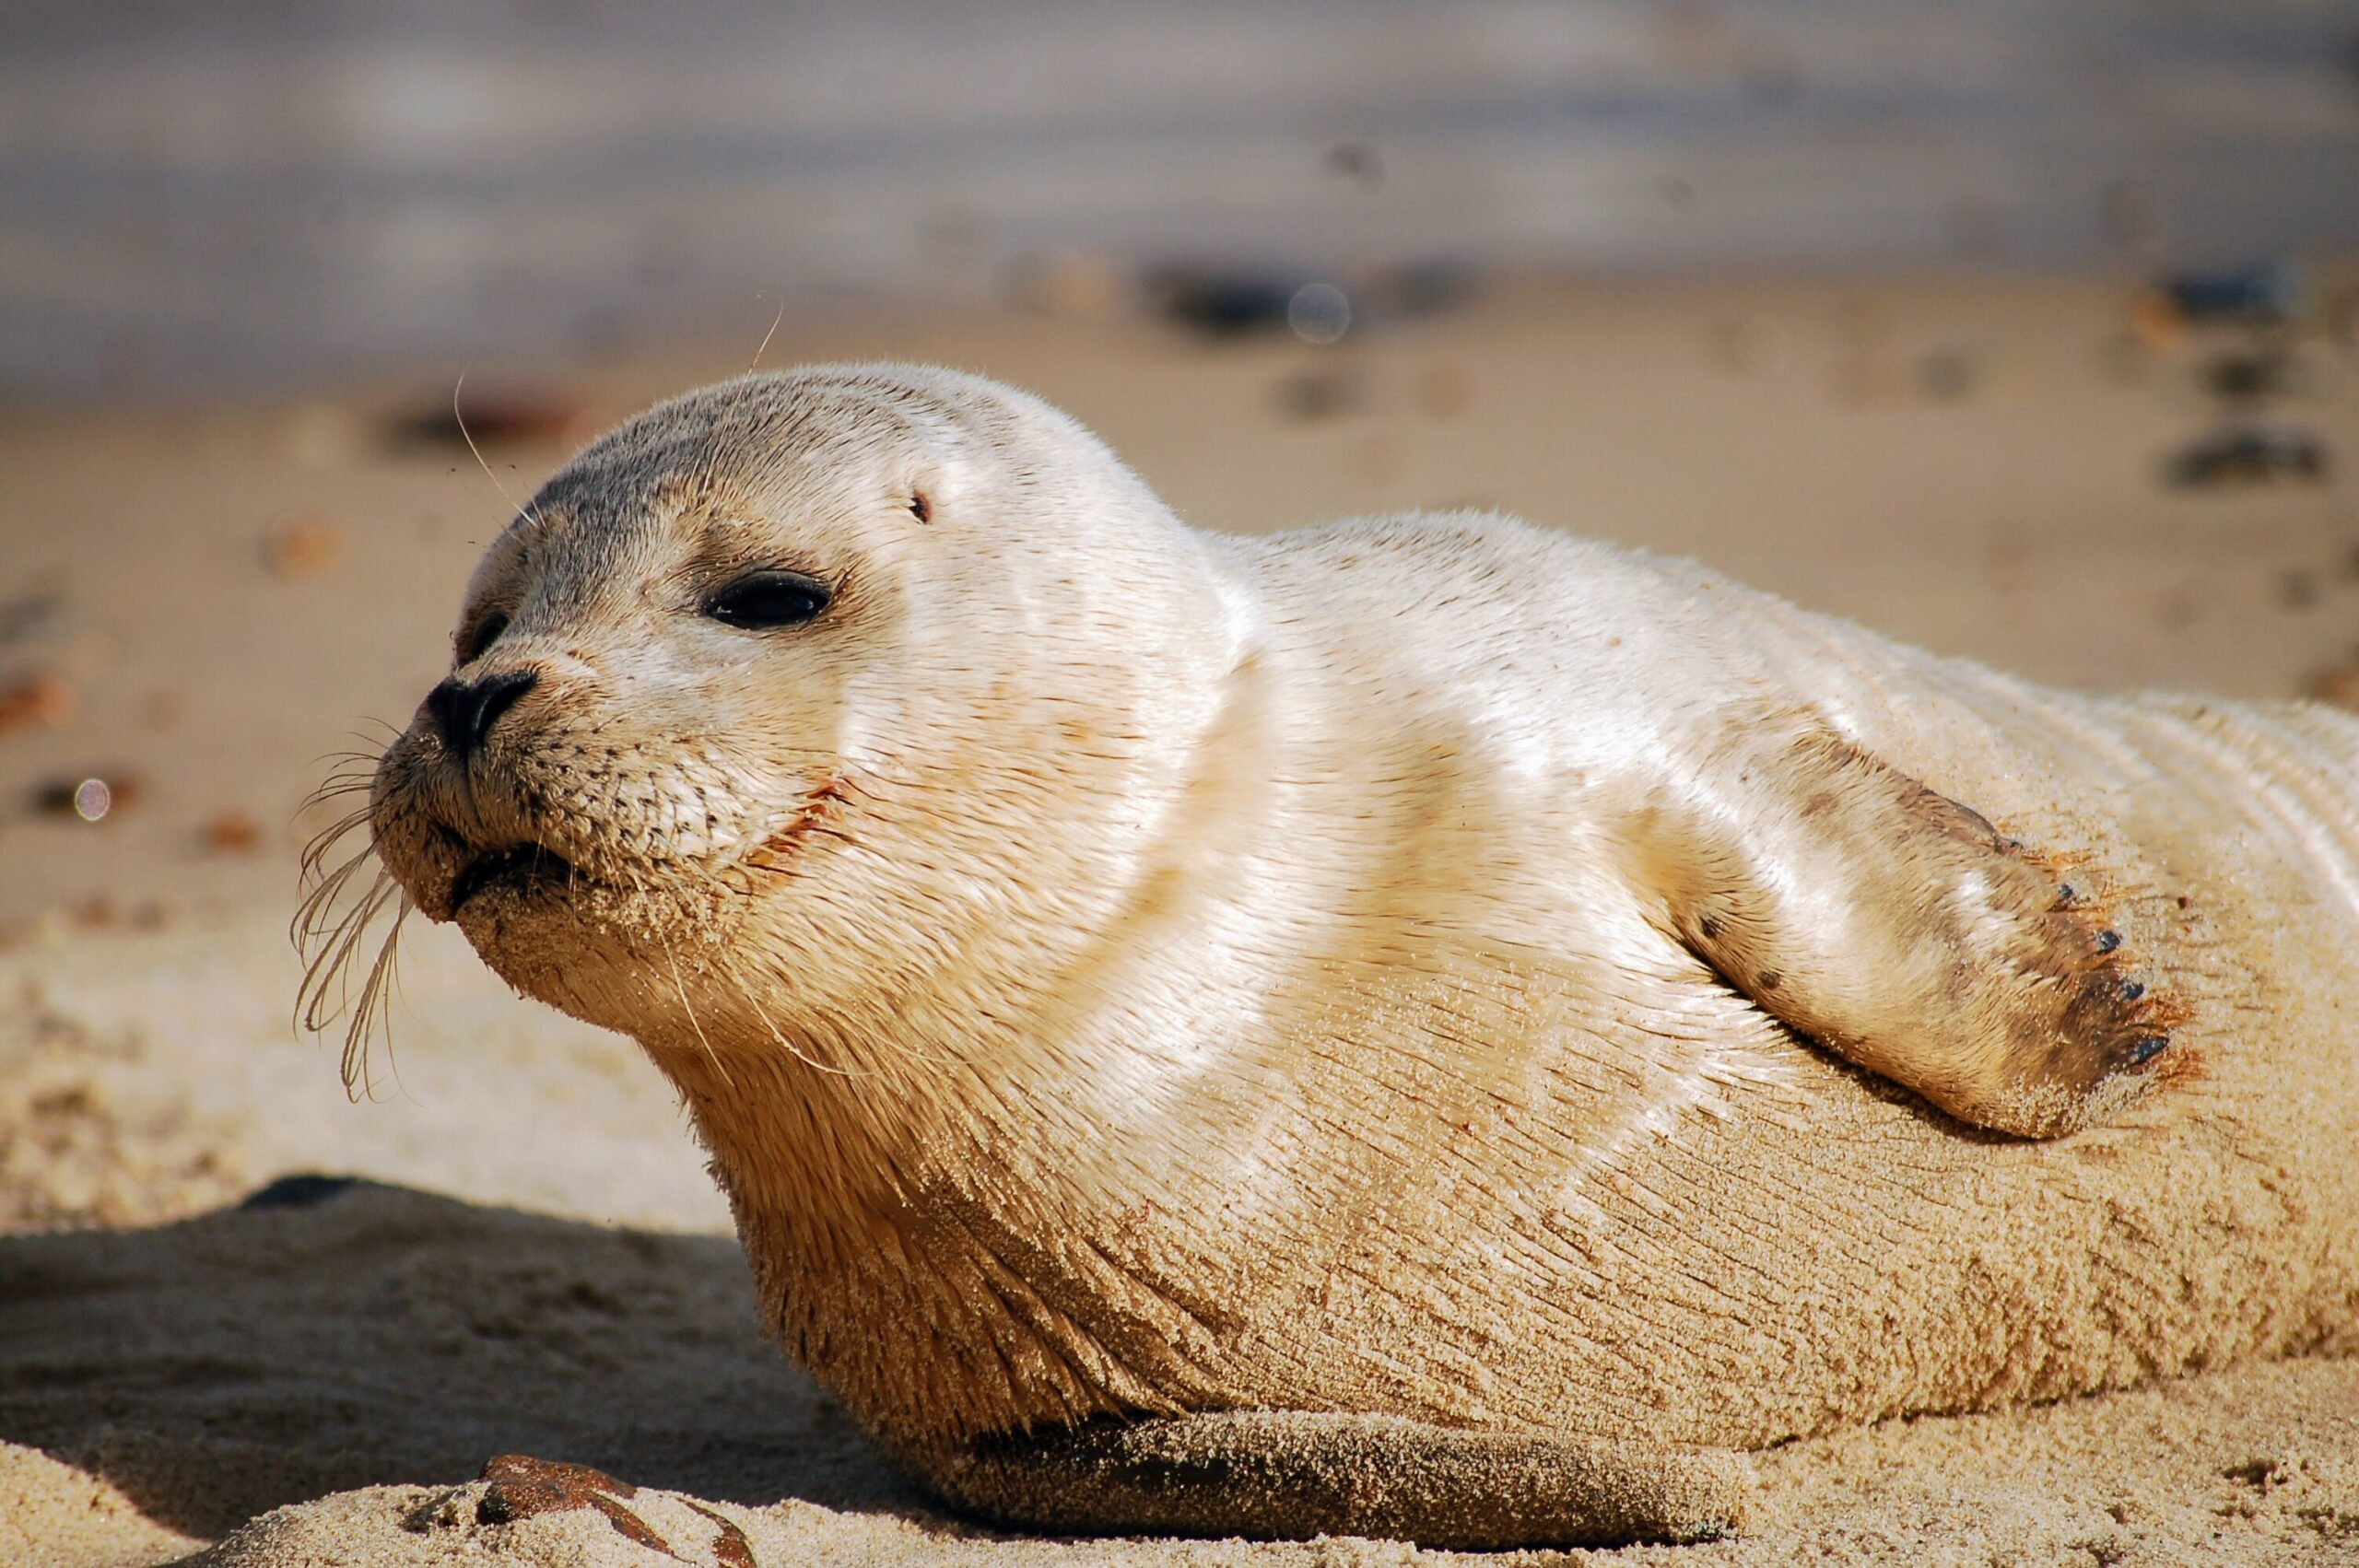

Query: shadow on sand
<box><xmin>0</xmin><ymin>1177</ymin><xmax>923</xmax><ymax>1538</ymax></box>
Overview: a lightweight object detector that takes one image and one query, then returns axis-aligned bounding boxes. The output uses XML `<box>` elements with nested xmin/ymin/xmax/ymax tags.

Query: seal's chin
<box><xmin>449</xmin><ymin>842</ymin><xmax>578</xmax><ymax>912</ymax></box>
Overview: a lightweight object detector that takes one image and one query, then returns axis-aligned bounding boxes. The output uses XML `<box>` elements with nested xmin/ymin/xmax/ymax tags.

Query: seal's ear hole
<box><xmin>909</xmin><ymin>489</ymin><xmax>933</xmax><ymax>525</ymax></box>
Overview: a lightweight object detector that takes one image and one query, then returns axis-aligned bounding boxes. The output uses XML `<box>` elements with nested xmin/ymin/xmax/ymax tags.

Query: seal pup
<box><xmin>322</xmin><ymin>365</ymin><xmax>2359</xmax><ymax>1548</ymax></box>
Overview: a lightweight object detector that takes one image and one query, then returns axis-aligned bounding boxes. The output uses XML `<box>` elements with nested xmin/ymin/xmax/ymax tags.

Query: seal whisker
<box><xmin>452</xmin><ymin>369</ymin><xmax>549</xmax><ymax>539</ymax></box>
<box><xmin>663</xmin><ymin>945</ymin><xmax>734</xmax><ymax>1090</ymax></box>
<box><xmin>298</xmin><ymin>774</ymin><xmax>376</xmax><ymax>816</ymax></box>
<box><xmin>720</xmin><ymin>296</ymin><xmax>790</xmax><ymax>436</ymax></box>
<box><xmin>307</xmin><ymin>747</ymin><xmax>385</xmax><ymax>776</ymax></box>
<box><xmin>292</xmin><ymin>838</ymin><xmax>379</xmax><ymax>945</ymax></box>
<box><xmin>710</xmin><ymin>949</ymin><xmax>875</xmax><ymax>1079</ymax></box>
<box><xmin>295</xmin><ymin>866</ymin><xmax>391</xmax><ymax>1022</ymax></box>
<box><xmin>292</xmin><ymin>735</ymin><xmax>414</xmax><ymax>1103</ymax></box>
<box><xmin>292</xmin><ymin>852</ymin><xmax>409</xmax><ymax>1100</ymax></box>
<box><xmin>341</xmin><ymin>891</ymin><xmax>412</xmax><ymax>1100</ymax></box>
<box><xmin>297</xmin><ymin>805</ymin><xmax>377</xmax><ymax>883</ymax></box>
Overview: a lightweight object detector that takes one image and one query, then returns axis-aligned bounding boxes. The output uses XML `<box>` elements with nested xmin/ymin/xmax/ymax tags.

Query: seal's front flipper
<box><xmin>926</xmin><ymin>1411</ymin><xmax>1748</xmax><ymax>1549</ymax></box>
<box><xmin>1631</xmin><ymin>719</ymin><xmax>2186</xmax><ymax>1139</ymax></box>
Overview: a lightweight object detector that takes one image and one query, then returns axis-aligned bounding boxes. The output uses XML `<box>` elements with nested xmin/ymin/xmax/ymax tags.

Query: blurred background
<box><xmin>1</xmin><ymin>0</ymin><xmax>2357</xmax><ymax>1217</ymax></box>
<box><xmin>6</xmin><ymin>0</ymin><xmax>2359</xmax><ymax>398</ymax></box>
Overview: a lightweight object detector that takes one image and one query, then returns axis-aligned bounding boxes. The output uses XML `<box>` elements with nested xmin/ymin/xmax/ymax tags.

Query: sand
<box><xmin>2</xmin><ymin>269</ymin><xmax>2355</xmax><ymax>1564</ymax></box>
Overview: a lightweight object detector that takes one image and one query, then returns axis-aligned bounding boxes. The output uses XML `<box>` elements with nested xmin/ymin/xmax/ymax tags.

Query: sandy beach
<box><xmin>3</xmin><ymin>268</ymin><xmax>2357</xmax><ymax>1565</ymax></box>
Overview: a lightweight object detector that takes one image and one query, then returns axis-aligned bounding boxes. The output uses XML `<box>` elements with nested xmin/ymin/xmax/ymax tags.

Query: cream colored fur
<box><xmin>358</xmin><ymin>365</ymin><xmax>2359</xmax><ymax>1547</ymax></box>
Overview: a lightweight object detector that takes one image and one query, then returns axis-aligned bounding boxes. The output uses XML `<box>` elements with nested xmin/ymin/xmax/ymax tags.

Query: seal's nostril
<box><xmin>427</xmin><ymin>668</ymin><xmax>540</xmax><ymax>762</ymax></box>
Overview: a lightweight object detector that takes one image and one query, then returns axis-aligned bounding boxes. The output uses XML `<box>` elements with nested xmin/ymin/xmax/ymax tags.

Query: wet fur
<box><xmin>338</xmin><ymin>366</ymin><xmax>2359</xmax><ymax>1546</ymax></box>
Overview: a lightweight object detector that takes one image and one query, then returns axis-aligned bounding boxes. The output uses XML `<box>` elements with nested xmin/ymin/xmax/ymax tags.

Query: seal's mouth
<box><xmin>450</xmin><ymin>843</ymin><xmax>577</xmax><ymax>910</ymax></box>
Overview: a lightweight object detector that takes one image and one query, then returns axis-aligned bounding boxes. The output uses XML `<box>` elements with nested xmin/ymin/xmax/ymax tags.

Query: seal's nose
<box><xmin>427</xmin><ymin>667</ymin><xmax>538</xmax><ymax>762</ymax></box>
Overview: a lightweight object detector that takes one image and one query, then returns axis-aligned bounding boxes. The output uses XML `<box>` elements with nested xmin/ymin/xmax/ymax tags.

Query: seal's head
<box><xmin>346</xmin><ymin>365</ymin><xmax>1238</xmax><ymax>1072</ymax></box>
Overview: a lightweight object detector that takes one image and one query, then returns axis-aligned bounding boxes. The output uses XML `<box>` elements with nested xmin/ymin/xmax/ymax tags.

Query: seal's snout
<box><xmin>427</xmin><ymin>666</ymin><xmax>540</xmax><ymax>765</ymax></box>
<box><xmin>370</xmin><ymin>659</ymin><xmax>575</xmax><ymax>926</ymax></box>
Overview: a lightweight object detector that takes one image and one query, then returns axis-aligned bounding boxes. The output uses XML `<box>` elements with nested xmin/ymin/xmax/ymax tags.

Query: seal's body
<box><xmin>350</xmin><ymin>367</ymin><xmax>2359</xmax><ymax>1547</ymax></box>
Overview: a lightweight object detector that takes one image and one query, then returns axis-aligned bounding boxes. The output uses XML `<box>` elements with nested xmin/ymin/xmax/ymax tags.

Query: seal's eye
<box><xmin>703</xmin><ymin>570</ymin><xmax>833</xmax><ymax>631</ymax></box>
<box><xmin>456</xmin><ymin>611</ymin><xmax>509</xmax><ymax>665</ymax></box>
